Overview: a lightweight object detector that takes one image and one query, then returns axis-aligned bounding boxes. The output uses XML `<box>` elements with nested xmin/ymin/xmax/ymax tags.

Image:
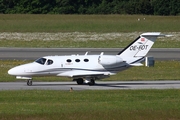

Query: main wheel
<box><xmin>76</xmin><ymin>78</ymin><xmax>84</xmax><ymax>85</ymax></box>
<box><xmin>88</xmin><ymin>79</ymin><xmax>95</xmax><ymax>86</ymax></box>
<box><xmin>27</xmin><ymin>80</ymin><xmax>32</xmax><ymax>86</ymax></box>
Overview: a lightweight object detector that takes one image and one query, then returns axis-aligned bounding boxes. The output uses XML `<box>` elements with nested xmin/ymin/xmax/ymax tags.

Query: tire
<box><xmin>27</xmin><ymin>80</ymin><xmax>32</xmax><ymax>86</ymax></box>
<box><xmin>76</xmin><ymin>78</ymin><xmax>84</xmax><ymax>85</ymax></box>
<box><xmin>88</xmin><ymin>79</ymin><xmax>95</xmax><ymax>86</ymax></box>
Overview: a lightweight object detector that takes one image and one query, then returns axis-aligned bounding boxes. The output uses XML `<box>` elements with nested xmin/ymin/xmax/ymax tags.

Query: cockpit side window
<box><xmin>35</xmin><ymin>58</ymin><xmax>47</xmax><ymax>65</ymax></box>
<box><xmin>47</xmin><ymin>59</ymin><xmax>53</xmax><ymax>65</ymax></box>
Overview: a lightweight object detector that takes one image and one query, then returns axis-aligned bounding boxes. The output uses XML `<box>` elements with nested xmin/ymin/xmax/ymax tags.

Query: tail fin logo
<box><xmin>141</xmin><ymin>37</ymin><xmax>145</xmax><ymax>42</ymax></box>
<box><xmin>138</xmin><ymin>37</ymin><xmax>146</xmax><ymax>44</ymax></box>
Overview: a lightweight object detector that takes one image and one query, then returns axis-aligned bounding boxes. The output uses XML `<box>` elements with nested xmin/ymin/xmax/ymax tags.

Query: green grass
<box><xmin>0</xmin><ymin>90</ymin><xmax>180</xmax><ymax>120</ymax></box>
<box><xmin>0</xmin><ymin>38</ymin><xmax>180</xmax><ymax>48</ymax></box>
<box><xmin>1</xmin><ymin>60</ymin><xmax>180</xmax><ymax>82</ymax></box>
<box><xmin>0</xmin><ymin>14</ymin><xmax>180</xmax><ymax>32</ymax></box>
<box><xmin>0</xmin><ymin>14</ymin><xmax>179</xmax><ymax>48</ymax></box>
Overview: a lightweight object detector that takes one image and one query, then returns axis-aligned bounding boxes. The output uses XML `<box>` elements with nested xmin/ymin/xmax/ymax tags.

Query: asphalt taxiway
<box><xmin>0</xmin><ymin>81</ymin><xmax>180</xmax><ymax>90</ymax></box>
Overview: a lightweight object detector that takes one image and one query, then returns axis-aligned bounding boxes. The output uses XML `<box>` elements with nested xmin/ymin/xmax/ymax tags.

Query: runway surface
<box><xmin>0</xmin><ymin>81</ymin><xmax>180</xmax><ymax>90</ymax></box>
<box><xmin>0</xmin><ymin>48</ymin><xmax>180</xmax><ymax>60</ymax></box>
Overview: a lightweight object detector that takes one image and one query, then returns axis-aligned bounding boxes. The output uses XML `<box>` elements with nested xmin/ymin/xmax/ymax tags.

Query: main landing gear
<box><xmin>76</xmin><ymin>78</ymin><xmax>84</xmax><ymax>85</ymax></box>
<box><xmin>88</xmin><ymin>79</ymin><xmax>95</xmax><ymax>86</ymax></box>
<box><xmin>27</xmin><ymin>80</ymin><xmax>32</xmax><ymax>86</ymax></box>
<box><xmin>74</xmin><ymin>78</ymin><xmax>95</xmax><ymax>86</ymax></box>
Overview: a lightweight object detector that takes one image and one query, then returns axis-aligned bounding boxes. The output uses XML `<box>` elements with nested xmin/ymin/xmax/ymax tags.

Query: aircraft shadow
<box><xmin>32</xmin><ymin>82</ymin><xmax>128</xmax><ymax>88</ymax></box>
<box><xmin>32</xmin><ymin>81</ymin><xmax>180</xmax><ymax>89</ymax></box>
<box><xmin>33</xmin><ymin>83</ymin><xmax>76</xmax><ymax>86</ymax></box>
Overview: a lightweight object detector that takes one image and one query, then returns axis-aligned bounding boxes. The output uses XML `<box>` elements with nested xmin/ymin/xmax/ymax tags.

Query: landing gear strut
<box><xmin>27</xmin><ymin>80</ymin><xmax>32</xmax><ymax>86</ymax></box>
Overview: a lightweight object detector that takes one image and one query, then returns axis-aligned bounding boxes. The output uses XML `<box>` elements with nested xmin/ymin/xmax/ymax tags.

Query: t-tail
<box><xmin>117</xmin><ymin>32</ymin><xmax>166</xmax><ymax>66</ymax></box>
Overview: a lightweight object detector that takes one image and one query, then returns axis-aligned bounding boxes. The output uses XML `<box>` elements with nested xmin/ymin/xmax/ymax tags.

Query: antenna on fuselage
<box><xmin>100</xmin><ymin>52</ymin><xmax>104</xmax><ymax>55</ymax></box>
<box><xmin>85</xmin><ymin>52</ymin><xmax>88</xmax><ymax>55</ymax></box>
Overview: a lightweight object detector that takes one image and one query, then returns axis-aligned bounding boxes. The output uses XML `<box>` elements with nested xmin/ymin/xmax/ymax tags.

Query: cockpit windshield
<box><xmin>35</xmin><ymin>58</ymin><xmax>47</xmax><ymax>65</ymax></box>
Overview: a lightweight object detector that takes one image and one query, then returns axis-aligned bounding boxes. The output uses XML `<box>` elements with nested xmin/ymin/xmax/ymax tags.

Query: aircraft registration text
<box><xmin>130</xmin><ymin>45</ymin><xmax>148</xmax><ymax>51</ymax></box>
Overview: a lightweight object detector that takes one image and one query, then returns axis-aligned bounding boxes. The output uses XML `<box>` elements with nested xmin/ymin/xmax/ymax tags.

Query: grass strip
<box><xmin>0</xmin><ymin>89</ymin><xmax>180</xmax><ymax>120</ymax></box>
<box><xmin>0</xmin><ymin>15</ymin><xmax>180</xmax><ymax>32</ymax></box>
<box><xmin>0</xmin><ymin>38</ymin><xmax>180</xmax><ymax>48</ymax></box>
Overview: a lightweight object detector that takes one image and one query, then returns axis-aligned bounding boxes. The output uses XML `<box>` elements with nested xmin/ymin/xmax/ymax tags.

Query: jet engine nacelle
<box><xmin>99</xmin><ymin>55</ymin><xmax>124</xmax><ymax>66</ymax></box>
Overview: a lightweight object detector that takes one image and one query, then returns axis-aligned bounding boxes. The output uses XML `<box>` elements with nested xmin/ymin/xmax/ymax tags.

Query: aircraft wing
<box><xmin>57</xmin><ymin>70</ymin><xmax>114</xmax><ymax>78</ymax></box>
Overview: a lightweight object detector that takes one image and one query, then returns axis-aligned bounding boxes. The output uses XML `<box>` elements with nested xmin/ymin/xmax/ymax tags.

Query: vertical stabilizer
<box><xmin>118</xmin><ymin>32</ymin><xmax>161</xmax><ymax>64</ymax></box>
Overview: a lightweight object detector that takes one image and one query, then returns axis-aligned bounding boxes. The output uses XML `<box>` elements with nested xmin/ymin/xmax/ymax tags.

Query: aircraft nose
<box><xmin>8</xmin><ymin>67</ymin><xmax>18</xmax><ymax>76</ymax></box>
<box><xmin>8</xmin><ymin>66</ymin><xmax>25</xmax><ymax>76</ymax></box>
<box><xmin>8</xmin><ymin>63</ymin><xmax>35</xmax><ymax>76</ymax></box>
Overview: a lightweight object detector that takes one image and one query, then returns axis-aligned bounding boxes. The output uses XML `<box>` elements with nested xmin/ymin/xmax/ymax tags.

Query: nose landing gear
<box><xmin>27</xmin><ymin>80</ymin><xmax>32</xmax><ymax>86</ymax></box>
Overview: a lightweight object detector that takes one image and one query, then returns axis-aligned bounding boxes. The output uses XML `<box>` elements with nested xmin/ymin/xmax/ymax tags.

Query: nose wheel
<box><xmin>27</xmin><ymin>80</ymin><xmax>32</xmax><ymax>86</ymax></box>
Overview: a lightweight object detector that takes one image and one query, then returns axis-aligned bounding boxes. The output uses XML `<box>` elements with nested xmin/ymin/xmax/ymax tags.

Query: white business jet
<box><xmin>8</xmin><ymin>32</ymin><xmax>168</xmax><ymax>86</ymax></box>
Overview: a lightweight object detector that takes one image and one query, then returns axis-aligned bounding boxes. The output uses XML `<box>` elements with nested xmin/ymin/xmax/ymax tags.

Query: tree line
<box><xmin>0</xmin><ymin>0</ymin><xmax>180</xmax><ymax>15</ymax></box>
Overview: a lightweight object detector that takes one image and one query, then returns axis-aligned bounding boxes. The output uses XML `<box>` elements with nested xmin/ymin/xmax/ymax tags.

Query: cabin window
<box><xmin>66</xmin><ymin>59</ymin><xmax>72</xmax><ymax>63</ymax></box>
<box><xmin>47</xmin><ymin>59</ymin><xmax>53</xmax><ymax>65</ymax></box>
<box><xmin>84</xmin><ymin>59</ymin><xmax>89</xmax><ymax>62</ymax></box>
<box><xmin>75</xmin><ymin>59</ymin><xmax>80</xmax><ymax>62</ymax></box>
<box><xmin>35</xmin><ymin>58</ymin><xmax>47</xmax><ymax>65</ymax></box>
